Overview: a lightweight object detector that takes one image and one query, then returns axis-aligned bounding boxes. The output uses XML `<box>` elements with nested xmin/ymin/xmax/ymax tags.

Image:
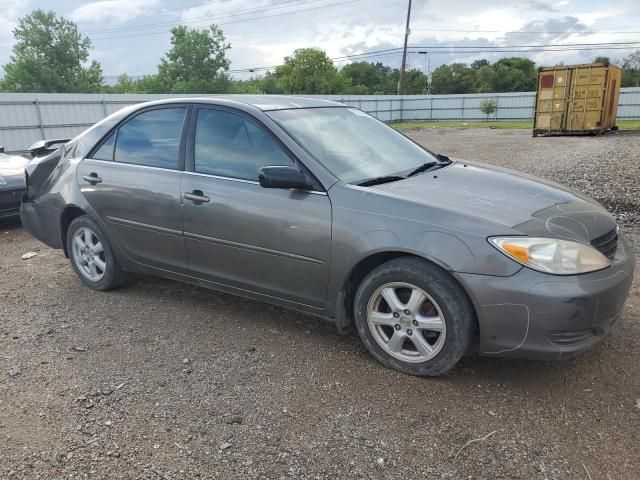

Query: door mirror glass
<box><xmin>258</xmin><ymin>166</ymin><xmax>314</xmax><ymax>190</ymax></box>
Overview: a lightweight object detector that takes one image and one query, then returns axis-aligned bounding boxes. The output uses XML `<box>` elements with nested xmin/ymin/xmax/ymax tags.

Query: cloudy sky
<box><xmin>1</xmin><ymin>0</ymin><xmax>639</xmax><ymax>81</ymax></box>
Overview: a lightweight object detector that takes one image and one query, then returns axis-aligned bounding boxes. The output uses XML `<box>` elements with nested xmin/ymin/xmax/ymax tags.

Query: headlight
<box><xmin>489</xmin><ymin>237</ymin><xmax>610</xmax><ymax>275</ymax></box>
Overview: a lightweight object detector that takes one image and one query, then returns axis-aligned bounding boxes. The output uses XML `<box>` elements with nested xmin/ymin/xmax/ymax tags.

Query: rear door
<box><xmin>78</xmin><ymin>105</ymin><xmax>189</xmax><ymax>273</ymax></box>
<box><xmin>181</xmin><ymin>106</ymin><xmax>332</xmax><ymax>308</ymax></box>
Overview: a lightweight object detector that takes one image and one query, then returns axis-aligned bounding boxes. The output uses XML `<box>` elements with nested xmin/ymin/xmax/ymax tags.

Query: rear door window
<box><xmin>114</xmin><ymin>107</ymin><xmax>186</xmax><ymax>169</ymax></box>
<box><xmin>194</xmin><ymin>109</ymin><xmax>294</xmax><ymax>180</ymax></box>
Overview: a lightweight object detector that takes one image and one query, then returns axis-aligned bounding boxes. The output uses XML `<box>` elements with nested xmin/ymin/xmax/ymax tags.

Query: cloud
<box><xmin>0</xmin><ymin>0</ymin><xmax>29</xmax><ymax>72</ymax></box>
<box><xmin>69</xmin><ymin>0</ymin><xmax>160</xmax><ymax>24</ymax></box>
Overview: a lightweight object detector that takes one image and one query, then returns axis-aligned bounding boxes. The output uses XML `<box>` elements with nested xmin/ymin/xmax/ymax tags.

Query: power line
<box><xmin>402</xmin><ymin>41</ymin><xmax>640</xmax><ymax>49</ymax></box>
<box><xmin>83</xmin><ymin>0</ymin><xmax>335</xmax><ymax>34</ymax></box>
<box><xmin>88</xmin><ymin>0</ymin><xmax>364</xmax><ymax>41</ymax></box>
<box><xmin>412</xmin><ymin>27</ymin><xmax>640</xmax><ymax>34</ymax></box>
<box><xmin>227</xmin><ymin>43</ymin><xmax>640</xmax><ymax>73</ymax></box>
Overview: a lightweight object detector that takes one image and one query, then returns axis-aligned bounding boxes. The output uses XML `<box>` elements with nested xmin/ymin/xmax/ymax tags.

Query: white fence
<box><xmin>1</xmin><ymin>88</ymin><xmax>639</xmax><ymax>152</ymax></box>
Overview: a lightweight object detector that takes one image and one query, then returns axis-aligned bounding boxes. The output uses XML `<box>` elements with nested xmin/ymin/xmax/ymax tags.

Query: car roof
<box><xmin>138</xmin><ymin>95</ymin><xmax>346</xmax><ymax>112</ymax></box>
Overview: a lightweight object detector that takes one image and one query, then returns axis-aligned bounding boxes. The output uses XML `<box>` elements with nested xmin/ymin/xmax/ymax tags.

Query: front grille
<box><xmin>591</xmin><ymin>227</ymin><xmax>618</xmax><ymax>260</ymax></box>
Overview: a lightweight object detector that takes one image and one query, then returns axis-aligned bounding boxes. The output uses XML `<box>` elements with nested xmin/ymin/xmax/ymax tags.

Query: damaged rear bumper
<box><xmin>455</xmin><ymin>235</ymin><xmax>635</xmax><ymax>360</ymax></box>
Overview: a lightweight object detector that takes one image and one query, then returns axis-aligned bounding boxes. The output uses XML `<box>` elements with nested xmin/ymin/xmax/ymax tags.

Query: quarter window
<box><xmin>92</xmin><ymin>132</ymin><xmax>115</xmax><ymax>161</ymax></box>
<box><xmin>194</xmin><ymin>109</ymin><xmax>294</xmax><ymax>180</ymax></box>
<box><xmin>114</xmin><ymin>107</ymin><xmax>186</xmax><ymax>169</ymax></box>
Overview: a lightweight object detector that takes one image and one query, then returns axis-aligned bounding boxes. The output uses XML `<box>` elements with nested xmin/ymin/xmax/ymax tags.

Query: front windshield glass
<box><xmin>267</xmin><ymin>107</ymin><xmax>439</xmax><ymax>183</ymax></box>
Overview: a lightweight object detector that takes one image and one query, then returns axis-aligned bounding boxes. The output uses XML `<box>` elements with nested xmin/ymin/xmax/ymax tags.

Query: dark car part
<box><xmin>258</xmin><ymin>166</ymin><xmax>314</xmax><ymax>190</ymax></box>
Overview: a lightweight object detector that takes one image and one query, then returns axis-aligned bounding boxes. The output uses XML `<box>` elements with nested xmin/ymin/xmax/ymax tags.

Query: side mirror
<box><xmin>258</xmin><ymin>166</ymin><xmax>314</xmax><ymax>191</ymax></box>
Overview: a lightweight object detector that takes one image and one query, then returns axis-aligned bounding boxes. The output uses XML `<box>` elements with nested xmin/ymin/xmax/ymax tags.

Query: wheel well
<box><xmin>340</xmin><ymin>252</ymin><xmax>479</xmax><ymax>337</ymax></box>
<box><xmin>340</xmin><ymin>252</ymin><xmax>420</xmax><ymax>330</ymax></box>
<box><xmin>60</xmin><ymin>206</ymin><xmax>86</xmax><ymax>257</ymax></box>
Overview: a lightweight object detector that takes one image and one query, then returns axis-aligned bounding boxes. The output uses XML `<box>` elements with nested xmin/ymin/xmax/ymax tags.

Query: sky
<box><xmin>0</xmin><ymin>0</ymin><xmax>639</xmax><ymax>81</ymax></box>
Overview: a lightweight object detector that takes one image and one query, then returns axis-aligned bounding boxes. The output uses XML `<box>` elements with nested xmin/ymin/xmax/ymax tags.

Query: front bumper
<box><xmin>455</xmin><ymin>235</ymin><xmax>635</xmax><ymax>360</ymax></box>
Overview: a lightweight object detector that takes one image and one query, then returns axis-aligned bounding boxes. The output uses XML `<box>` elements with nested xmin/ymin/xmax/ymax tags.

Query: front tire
<box><xmin>354</xmin><ymin>257</ymin><xmax>475</xmax><ymax>376</ymax></box>
<box><xmin>66</xmin><ymin>215</ymin><xmax>127</xmax><ymax>290</ymax></box>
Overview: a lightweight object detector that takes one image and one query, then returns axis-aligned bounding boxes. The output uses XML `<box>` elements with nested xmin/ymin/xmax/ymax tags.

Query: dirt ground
<box><xmin>1</xmin><ymin>128</ymin><xmax>639</xmax><ymax>480</ymax></box>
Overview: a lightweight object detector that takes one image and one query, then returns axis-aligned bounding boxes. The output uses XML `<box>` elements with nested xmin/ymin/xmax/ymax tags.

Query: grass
<box><xmin>391</xmin><ymin>119</ymin><xmax>640</xmax><ymax>130</ymax></box>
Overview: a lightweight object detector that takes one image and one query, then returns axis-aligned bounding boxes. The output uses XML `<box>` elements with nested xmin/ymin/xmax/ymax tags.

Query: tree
<box><xmin>490</xmin><ymin>57</ymin><xmax>536</xmax><ymax>92</ymax></box>
<box><xmin>0</xmin><ymin>9</ymin><xmax>103</xmax><ymax>92</ymax></box>
<box><xmin>479</xmin><ymin>98</ymin><xmax>498</xmax><ymax>120</ymax></box>
<box><xmin>272</xmin><ymin>48</ymin><xmax>345</xmax><ymax>94</ymax></box>
<box><xmin>593</xmin><ymin>56</ymin><xmax>611</xmax><ymax>64</ymax></box>
<box><xmin>402</xmin><ymin>68</ymin><xmax>429</xmax><ymax>94</ymax></box>
<box><xmin>622</xmin><ymin>50</ymin><xmax>640</xmax><ymax>87</ymax></box>
<box><xmin>108</xmin><ymin>74</ymin><xmax>137</xmax><ymax>93</ymax></box>
<box><xmin>155</xmin><ymin>25</ymin><xmax>231</xmax><ymax>93</ymax></box>
<box><xmin>339</xmin><ymin>62</ymin><xmax>382</xmax><ymax>94</ymax></box>
<box><xmin>430</xmin><ymin>63</ymin><xmax>474</xmax><ymax>94</ymax></box>
<box><xmin>471</xmin><ymin>59</ymin><xmax>494</xmax><ymax>92</ymax></box>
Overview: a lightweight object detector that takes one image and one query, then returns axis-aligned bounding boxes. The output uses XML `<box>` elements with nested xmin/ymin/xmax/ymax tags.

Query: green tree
<box><xmin>107</xmin><ymin>74</ymin><xmax>137</xmax><ymax>93</ymax></box>
<box><xmin>155</xmin><ymin>24</ymin><xmax>231</xmax><ymax>94</ymax></box>
<box><xmin>622</xmin><ymin>50</ymin><xmax>640</xmax><ymax>87</ymax></box>
<box><xmin>479</xmin><ymin>98</ymin><xmax>498</xmax><ymax>120</ymax></box>
<box><xmin>471</xmin><ymin>59</ymin><xmax>494</xmax><ymax>93</ymax></box>
<box><xmin>593</xmin><ymin>56</ymin><xmax>611</xmax><ymax>64</ymax></box>
<box><xmin>1</xmin><ymin>9</ymin><xmax>103</xmax><ymax>92</ymax></box>
<box><xmin>490</xmin><ymin>57</ymin><xmax>536</xmax><ymax>92</ymax></box>
<box><xmin>430</xmin><ymin>63</ymin><xmax>474</xmax><ymax>94</ymax></box>
<box><xmin>402</xmin><ymin>68</ymin><xmax>429</xmax><ymax>94</ymax></box>
<box><xmin>339</xmin><ymin>62</ymin><xmax>383</xmax><ymax>94</ymax></box>
<box><xmin>272</xmin><ymin>48</ymin><xmax>344</xmax><ymax>94</ymax></box>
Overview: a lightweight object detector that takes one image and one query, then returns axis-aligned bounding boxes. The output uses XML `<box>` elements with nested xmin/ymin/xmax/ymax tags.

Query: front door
<box><xmin>181</xmin><ymin>107</ymin><xmax>332</xmax><ymax>308</ymax></box>
<box><xmin>78</xmin><ymin>106</ymin><xmax>188</xmax><ymax>273</ymax></box>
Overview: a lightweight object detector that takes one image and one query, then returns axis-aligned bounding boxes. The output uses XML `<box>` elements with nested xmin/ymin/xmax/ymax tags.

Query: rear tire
<box><xmin>353</xmin><ymin>257</ymin><xmax>475</xmax><ymax>376</ymax></box>
<box><xmin>66</xmin><ymin>215</ymin><xmax>127</xmax><ymax>290</ymax></box>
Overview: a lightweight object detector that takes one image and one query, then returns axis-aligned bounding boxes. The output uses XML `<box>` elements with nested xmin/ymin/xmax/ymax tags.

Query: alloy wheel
<box><xmin>71</xmin><ymin>227</ymin><xmax>106</xmax><ymax>282</ymax></box>
<box><xmin>366</xmin><ymin>282</ymin><xmax>447</xmax><ymax>363</ymax></box>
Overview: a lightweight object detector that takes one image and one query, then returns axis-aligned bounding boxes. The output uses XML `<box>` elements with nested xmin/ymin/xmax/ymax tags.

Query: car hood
<box><xmin>367</xmin><ymin>160</ymin><xmax>616</xmax><ymax>243</ymax></box>
<box><xmin>0</xmin><ymin>154</ymin><xmax>29</xmax><ymax>190</ymax></box>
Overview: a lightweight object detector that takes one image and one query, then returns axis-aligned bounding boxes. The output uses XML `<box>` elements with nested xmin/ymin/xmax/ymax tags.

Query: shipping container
<box><xmin>533</xmin><ymin>63</ymin><xmax>623</xmax><ymax>136</ymax></box>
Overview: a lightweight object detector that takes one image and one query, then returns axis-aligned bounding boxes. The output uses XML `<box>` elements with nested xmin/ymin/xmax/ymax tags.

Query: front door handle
<box><xmin>82</xmin><ymin>173</ymin><xmax>102</xmax><ymax>184</ymax></box>
<box><xmin>184</xmin><ymin>190</ymin><xmax>210</xmax><ymax>204</ymax></box>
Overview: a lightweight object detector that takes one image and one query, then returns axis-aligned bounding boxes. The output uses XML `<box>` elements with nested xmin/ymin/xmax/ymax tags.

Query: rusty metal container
<box><xmin>533</xmin><ymin>63</ymin><xmax>623</xmax><ymax>136</ymax></box>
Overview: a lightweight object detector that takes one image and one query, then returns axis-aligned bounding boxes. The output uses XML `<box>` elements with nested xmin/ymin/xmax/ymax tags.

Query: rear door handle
<box><xmin>184</xmin><ymin>191</ymin><xmax>210</xmax><ymax>204</ymax></box>
<box><xmin>82</xmin><ymin>173</ymin><xmax>102</xmax><ymax>184</ymax></box>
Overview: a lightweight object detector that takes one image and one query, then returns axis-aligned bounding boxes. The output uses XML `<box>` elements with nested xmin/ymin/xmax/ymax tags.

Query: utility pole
<box><xmin>397</xmin><ymin>0</ymin><xmax>412</xmax><ymax>95</ymax></box>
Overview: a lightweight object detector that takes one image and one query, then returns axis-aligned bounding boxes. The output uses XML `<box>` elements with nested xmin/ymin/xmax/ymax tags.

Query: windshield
<box><xmin>267</xmin><ymin>107</ymin><xmax>440</xmax><ymax>183</ymax></box>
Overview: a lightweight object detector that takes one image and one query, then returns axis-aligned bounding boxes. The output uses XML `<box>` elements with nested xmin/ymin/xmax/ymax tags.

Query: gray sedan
<box><xmin>20</xmin><ymin>96</ymin><xmax>634</xmax><ymax>376</ymax></box>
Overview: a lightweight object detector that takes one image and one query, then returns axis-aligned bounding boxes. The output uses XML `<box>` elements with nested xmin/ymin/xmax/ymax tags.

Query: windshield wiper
<box><xmin>406</xmin><ymin>155</ymin><xmax>452</xmax><ymax>178</ymax></box>
<box><xmin>357</xmin><ymin>175</ymin><xmax>405</xmax><ymax>187</ymax></box>
<box><xmin>407</xmin><ymin>161</ymin><xmax>439</xmax><ymax>177</ymax></box>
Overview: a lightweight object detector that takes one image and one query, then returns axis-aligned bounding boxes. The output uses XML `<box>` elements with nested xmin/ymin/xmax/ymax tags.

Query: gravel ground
<box><xmin>1</xmin><ymin>128</ymin><xmax>639</xmax><ymax>480</ymax></box>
